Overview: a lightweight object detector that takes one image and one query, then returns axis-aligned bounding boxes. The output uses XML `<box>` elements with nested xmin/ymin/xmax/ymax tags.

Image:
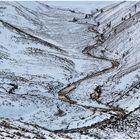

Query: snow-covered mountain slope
<box><xmin>45</xmin><ymin>1</ymin><xmax>116</xmax><ymax>14</ymax></box>
<box><xmin>0</xmin><ymin>1</ymin><xmax>140</xmax><ymax>139</ymax></box>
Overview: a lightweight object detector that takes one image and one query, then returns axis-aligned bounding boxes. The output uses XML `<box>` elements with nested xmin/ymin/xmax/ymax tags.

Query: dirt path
<box><xmin>56</xmin><ymin>20</ymin><xmax>129</xmax><ymax>134</ymax></box>
<box><xmin>58</xmin><ymin>25</ymin><xmax>119</xmax><ymax>106</ymax></box>
<box><xmin>56</xmin><ymin>20</ymin><xmax>140</xmax><ymax>134</ymax></box>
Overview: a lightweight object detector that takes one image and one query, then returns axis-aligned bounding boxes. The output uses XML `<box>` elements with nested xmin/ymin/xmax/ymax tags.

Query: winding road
<box><xmin>56</xmin><ymin>20</ymin><xmax>130</xmax><ymax>133</ymax></box>
<box><xmin>56</xmin><ymin>13</ymin><xmax>140</xmax><ymax>134</ymax></box>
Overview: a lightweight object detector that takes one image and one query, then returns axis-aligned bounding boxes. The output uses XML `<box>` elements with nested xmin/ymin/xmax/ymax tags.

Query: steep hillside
<box><xmin>0</xmin><ymin>1</ymin><xmax>139</xmax><ymax>139</ymax></box>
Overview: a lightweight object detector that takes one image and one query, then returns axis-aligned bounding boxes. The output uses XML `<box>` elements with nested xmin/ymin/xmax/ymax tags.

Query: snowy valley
<box><xmin>0</xmin><ymin>1</ymin><xmax>140</xmax><ymax>139</ymax></box>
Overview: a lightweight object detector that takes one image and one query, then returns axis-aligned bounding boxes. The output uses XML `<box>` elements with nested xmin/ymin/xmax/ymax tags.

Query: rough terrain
<box><xmin>0</xmin><ymin>1</ymin><xmax>140</xmax><ymax>139</ymax></box>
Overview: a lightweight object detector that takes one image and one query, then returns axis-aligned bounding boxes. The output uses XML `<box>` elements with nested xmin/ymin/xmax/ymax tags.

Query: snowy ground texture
<box><xmin>0</xmin><ymin>1</ymin><xmax>140</xmax><ymax>139</ymax></box>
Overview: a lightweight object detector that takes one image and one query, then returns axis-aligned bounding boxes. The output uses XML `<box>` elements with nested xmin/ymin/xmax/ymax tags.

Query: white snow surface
<box><xmin>0</xmin><ymin>1</ymin><xmax>140</xmax><ymax>139</ymax></box>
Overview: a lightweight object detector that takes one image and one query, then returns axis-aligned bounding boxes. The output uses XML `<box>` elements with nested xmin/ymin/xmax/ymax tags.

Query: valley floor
<box><xmin>0</xmin><ymin>1</ymin><xmax>140</xmax><ymax>139</ymax></box>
